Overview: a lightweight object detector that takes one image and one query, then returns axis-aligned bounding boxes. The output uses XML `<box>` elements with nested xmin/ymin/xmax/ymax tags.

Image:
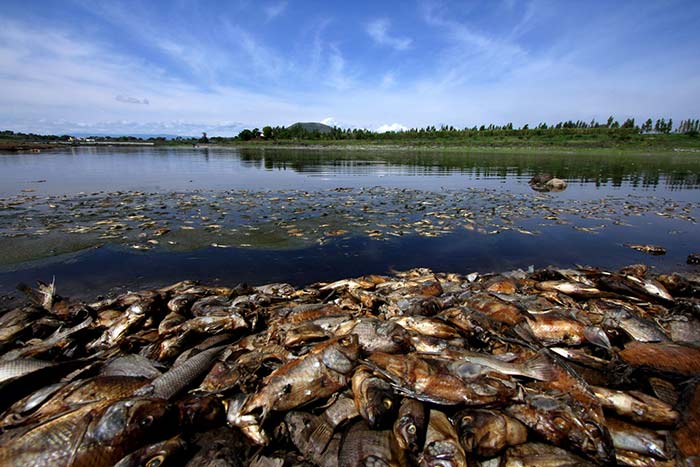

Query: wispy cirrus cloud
<box><xmin>1</xmin><ymin>0</ymin><xmax>699</xmax><ymax>136</ymax></box>
<box><xmin>264</xmin><ymin>1</ymin><xmax>288</xmax><ymax>20</ymax></box>
<box><xmin>366</xmin><ymin>19</ymin><xmax>412</xmax><ymax>51</ymax></box>
<box><xmin>116</xmin><ymin>95</ymin><xmax>149</xmax><ymax>105</ymax></box>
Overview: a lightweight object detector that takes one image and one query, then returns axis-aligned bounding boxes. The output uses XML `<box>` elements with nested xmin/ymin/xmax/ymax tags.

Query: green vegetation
<box><xmin>2</xmin><ymin>117</ymin><xmax>700</xmax><ymax>153</ymax></box>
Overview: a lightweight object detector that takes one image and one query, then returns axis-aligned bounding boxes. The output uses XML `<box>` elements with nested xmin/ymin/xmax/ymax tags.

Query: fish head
<box><xmin>322</xmin><ymin>334</ymin><xmax>360</xmax><ymax>374</ymax></box>
<box><xmin>377</xmin><ymin>321</ymin><xmax>410</xmax><ymax>352</ymax></box>
<box><xmin>526</xmin><ymin>394</ymin><xmax>614</xmax><ymax>463</ymax></box>
<box><xmin>421</xmin><ymin>440</ymin><xmax>465</xmax><ymax>467</ymax></box>
<box><xmin>176</xmin><ymin>395</ymin><xmax>225</xmax><ymax>431</ymax></box>
<box><xmin>393</xmin><ymin>399</ymin><xmax>426</xmax><ymax>453</ymax></box>
<box><xmin>91</xmin><ymin>397</ymin><xmax>174</xmax><ymax>446</ymax></box>
<box><xmin>364</xmin><ymin>384</ymin><xmax>397</xmax><ymax>429</ymax></box>
<box><xmin>454</xmin><ymin>409</ymin><xmax>505</xmax><ymax>455</ymax></box>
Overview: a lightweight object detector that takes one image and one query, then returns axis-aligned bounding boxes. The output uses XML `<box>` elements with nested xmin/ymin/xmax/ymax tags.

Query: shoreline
<box><xmin>3</xmin><ymin>140</ymin><xmax>700</xmax><ymax>156</ymax></box>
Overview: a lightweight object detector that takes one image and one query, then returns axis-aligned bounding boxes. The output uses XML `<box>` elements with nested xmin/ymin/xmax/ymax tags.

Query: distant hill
<box><xmin>288</xmin><ymin>122</ymin><xmax>334</xmax><ymax>134</ymax></box>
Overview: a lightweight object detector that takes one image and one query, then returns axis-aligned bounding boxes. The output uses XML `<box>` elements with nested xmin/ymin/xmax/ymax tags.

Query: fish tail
<box><xmin>523</xmin><ymin>352</ymin><xmax>558</xmax><ymax>381</ymax></box>
<box><xmin>584</xmin><ymin>326</ymin><xmax>611</xmax><ymax>350</ymax></box>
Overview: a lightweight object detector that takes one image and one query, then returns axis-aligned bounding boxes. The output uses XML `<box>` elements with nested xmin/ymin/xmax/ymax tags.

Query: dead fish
<box><xmin>342</xmin><ymin>318</ymin><xmax>409</xmax><ymax>353</ymax></box>
<box><xmin>591</xmin><ymin>386</ymin><xmax>679</xmax><ymax>426</ymax></box>
<box><xmin>394</xmin><ymin>316</ymin><xmax>463</xmax><ymax>340</ymax></box>
<box><xmin>419</xmin><ymin>410</ymin><xmax>467</xmax><ymax>467</ymax></box>
<box><xmin>501</xmin><ymin>442</ymin><xmax>594</xmax><ymax>467</ymax></box>
<box><xmin>427</xmin><ymin>348</ymin><xmax>556</xmax><ymax>381</ymax></box>
<box><xmin>674</xmin><ymin>381</ymin><xmax>700</xmax><ymax>462</ymax></box>
<box><xmin>339</xmin><ymin>421</ymin><xmax>405</xmax><ymax>467</ymax></box>
<box><xmin>648</xmin><ymin>377</ymin><xmax>679</xmax><ymax>407</ymax></box>
<box><xmin>285</xmin><ymin>411</ymin><xmax>339</xmax><ymax>467</ymax></box>
<box><xmin>603</xmin><ymin>308</ymin><xmax>670</xmax><ymax>343</ymax></box>
<box><xmin>597</xmin><ymin>273</ymin><xmax>674</xmax><ymax>304</ymax></box>
<box><xmin>464</xmin><ymin>294</ymin><xmax>524</xmax><ymax>326</ymax></box>
<box><xmin>454</xmin><ymin>408</ymin><xmax>527</xmax><ymax>457</ymax></box>
<box><xmin>536</xmin><ymin>281</ymin><xmax>606</xmax><ymax>299</ymax></box>
<box><xmin>620</xmin><ymin>341</ymin><xmax>700</xmax><ymax>376</ymax></box>
<box><xmin>607</xmin><ymin>417</ymin><xmax>671</xmax><ymax>460</ymax></box>
<box><xmin>1</xmin><ymin>375</ymin><xmax>149</xmax><ymax>430</ymax></box>
<box><xmin>0</xmin><ymin>359</ymin><xmax>53</xmax><ymax>384</ymax></box>
<box><xmin>549</xmin><ymin>347</ymin><xmax>611</xmax><ymax>370</ymax></box>
<box><xmin>525</xmin><ymin>312</ymin><xmax>610</xmax><ymax>348</ymax></box>
<box><xmin>16</xmin><ymin>280</ymin><xmax>55</xmax><ymax>312</ymax></box>
<box><xmin>366</xmin><ymin>352</ymin><xmax>518</xmax><ymax>406</ymax></box>
<box><xmin>114</xmin><ymin>435</ymin><xmax>187</xmax><ymax>467</ymax></box>
<box><xmin>351</xmin><ymin>366</ymin><xmax>396</xmax><ymax>429</ymax></box>
<box><xmin>100</xmin><ymin>354</ymin><xmax>163</xmax><ymax>379</ymax></box>
<box><xmin>225</xmin><ymin>394</ymin><xmax>267</xmax><ymax>446</ymax></box>
<box><xmin>136</xmin><ymin>345</ymin><xmax>227</xmax><ymax>400</ymax></box>
<box><xmin>0</xmin><ymin>397</ymin><xmax>174</xmax><ymax>467</ymax></box>
<box><xmin>245</xmin><ymin>335</ymin><xmax>360</xmax><ymax>415</ymax></box>
<box><xmin>624</xmin><ymin>244</ymin><xmax>667</xmax><ymax>256</ymax></box>
<box><xmin>506</xmin><ymin>391</ymin><xmax>614</xmax><ymax>464</ymax></box>
<box><xmin>160</xmin><ymin>313</ymin><xmax>247</xmax><ymax>337</ymax></box>
<box><xmin>614</xmin><ymin>449</ymin><xmax>678</xmax><ymax>467</ymax></box>
<box><xmin>393</xmin><ymin>398</ymin><xmax>427</xmax><ymax>455</ymax></box>
<box><xmin>0</xmin><ymin>317</ymin><xmax>94</xmax><ymax>361</ymax></box>
<box><xmin>657</xmin><ymin>273</ymin><xmax>700</xmax><ymax>298</ymax></box>
<box><xmin>175</xmin><ymin>395</ymin><xmax>225</xmax><ymax>431</ymax></box>
<box><xmin>158</xmin><ymin>312</ymin><xmax>186</xmax><ymax>335</ymax></box>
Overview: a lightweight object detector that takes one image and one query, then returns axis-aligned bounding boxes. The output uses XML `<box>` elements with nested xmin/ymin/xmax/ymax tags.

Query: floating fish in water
<box><xmin>624</xmin><ymin>244</ymin><xmax>667</xmax><ymax>256</ymax></box>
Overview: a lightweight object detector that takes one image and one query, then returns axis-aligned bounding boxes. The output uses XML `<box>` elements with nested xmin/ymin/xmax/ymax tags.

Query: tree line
<box><xmin>233</xmin><ymin>117</ymin><xmax>699</xmax><ymax>141</ymax></box>
<box><xmin>1</xmin><ymin>116</ymin><xmax>698</xmax><ymax>143</ymax></box>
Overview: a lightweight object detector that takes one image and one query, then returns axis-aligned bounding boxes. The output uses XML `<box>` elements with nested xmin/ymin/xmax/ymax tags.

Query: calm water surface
<box><xmin>1</xmin><ymin>146</ymin><xmax>699</xmax><ymax>302</ymax></box>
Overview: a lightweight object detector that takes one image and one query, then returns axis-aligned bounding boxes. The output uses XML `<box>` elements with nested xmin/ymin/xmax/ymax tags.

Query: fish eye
<box><xmin>462</xmin><ymin>415</ymin><xmax>473</xmax><ymax>424</ymax></box>
<box><xmin>140</xmin><ymin>415</ymin><xmax>154</xmax><ymax>427</ymax></box>
<box><xmin>382</xmin><ymin>398</ymin><xmax>393</xmax><ymax>409</ymax></box>
<box><xmin>146</xmin><ymin>455</ymin><xmax>164</xmax><ymax>467</ymax></box>
<box><xmin>339</xmin><ymin>337</ymin><xmax>351</xmax><ymax>345</ymax></box>
<box><xmin>406</xmin><ymin>423</ymin><xmax>416</xmax><ymax>435</ymax></box>
<box><xmin>552</xmin><ymin>416</ymin><xmax>567</xmax><ymax>431</ymax></box>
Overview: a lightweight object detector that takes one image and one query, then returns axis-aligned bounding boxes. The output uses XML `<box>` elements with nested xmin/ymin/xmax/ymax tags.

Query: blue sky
<box><xmin>1</xmin><ymin>0</ymin><xmax>699</xmax><ymax>136</ymax></box>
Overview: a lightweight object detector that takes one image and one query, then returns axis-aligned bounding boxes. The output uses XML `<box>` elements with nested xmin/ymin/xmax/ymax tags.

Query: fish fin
<box><xmin>584</xmin><ymin>326</ymin><xmax>611</xmax><ymax>350</ymax></box>
<box><xmin>512</xmin><ymin>322</ymin><xmax>542</xmax><ymax>350</ymax></box>
<box><xmin>310</xmin><ymin>420</ymin><xmax>334</xmax><ymax>453</ymax></box>
<box><xmin>16</xmin><ymin>282</ymin><xmax>43</xmax><ymax>305</ymax></box>
<box><xmin>523</xmin><ymin>352</ymin><xmax>558</xmax><ymax>381</ymax></box>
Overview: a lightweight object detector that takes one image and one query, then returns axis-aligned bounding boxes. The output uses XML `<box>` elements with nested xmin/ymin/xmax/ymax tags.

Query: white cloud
<box><xmin>116</xmin><ymin>95</ymin><xmax>149</xmax><ymax>105</ymax></box>
<box><xmin>366</xmin><ymin>19</ymin><xmax>412</xmax><ymax>51</ymax></box>
<box><xmin>376</xmin><ymin>123</ymin><xmax>408</xmax><ymax>133</ymax></box>
<box><xmin>321</xmin><ymin>117</ymin><xmax>340</xmax><ymax>126</ymax></box>
<box><xmin>381</xmin><ymin>72</ymin><xmax>396</xmax><ymax>88</ymax></box>
<box><xmin>264</xmin><ymin>1</ymin><xmax>288</xmax><ymax>20</ymax></box>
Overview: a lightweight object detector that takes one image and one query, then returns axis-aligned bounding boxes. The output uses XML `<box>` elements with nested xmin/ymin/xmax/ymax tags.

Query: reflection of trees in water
<box><xmin>236</xmin><ymin>149</ymin><xmax>700</xmax><ymax>189</ymax></box>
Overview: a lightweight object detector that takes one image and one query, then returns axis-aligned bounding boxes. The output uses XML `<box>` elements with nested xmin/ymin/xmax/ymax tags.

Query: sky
<box><xmin>1</xmin><ymin>0</ymin><xmax>699</xmax><ymax>136</ymax></box>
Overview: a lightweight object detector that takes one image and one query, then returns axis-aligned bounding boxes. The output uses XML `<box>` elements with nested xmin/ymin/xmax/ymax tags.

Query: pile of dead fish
<box><xmin>1</xmin><ymin>265</ymin><xmax>699</xmax><ymax>466</ymax></box>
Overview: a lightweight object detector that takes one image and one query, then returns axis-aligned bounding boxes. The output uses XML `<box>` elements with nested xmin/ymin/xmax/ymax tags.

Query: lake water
<box><xmin>1</xmin><ymin>146</ymin><xmax>699</xmax><ymax>303</ymax></box>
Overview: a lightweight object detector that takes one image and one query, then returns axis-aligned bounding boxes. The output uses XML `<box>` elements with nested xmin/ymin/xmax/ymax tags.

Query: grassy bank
<box><xmin>174</xmin><ymin>133</ymin><xmax>700</xmax><ymax>155</ymax></box>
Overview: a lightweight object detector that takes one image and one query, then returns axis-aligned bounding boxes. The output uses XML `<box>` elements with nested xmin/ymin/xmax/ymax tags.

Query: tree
<box><xmin>238</xmin><ymin>129</ymin><xmax>254</xmax><ymax>141</ymax></box>
<box><xmin>607</xmin><ymin>116</ymin><xmax>615</xmax><ymax>128</ymax></box>
<box><xmin>262</xmin><ymin>126</ymin><xmax>273</xmax><ymax>139</ymax></box>
<box><xmin>199</xmin><ymin>132</ymin><xmax>209</xmax><ymax>143</ymax></box>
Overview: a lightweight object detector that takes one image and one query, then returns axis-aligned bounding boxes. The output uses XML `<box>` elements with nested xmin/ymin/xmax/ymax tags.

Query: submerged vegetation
<box><xmin>2</xmin><ymin>117</ymin><xmax>700</xmax><ymax>153</ymax></box>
